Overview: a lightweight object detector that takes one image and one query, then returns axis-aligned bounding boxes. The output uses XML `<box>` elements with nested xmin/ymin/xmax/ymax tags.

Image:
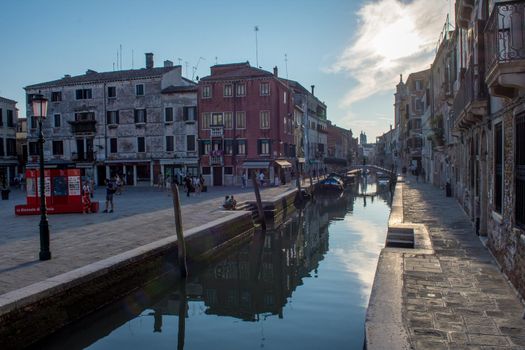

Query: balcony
<box><xmin>69</xmin><ymin>120</ymin><xmax>97</xmax><ymax>134</ymax></box>
<box><xmin>452</xmin><ymin>64</ymin><xmax>488</xmax><ymax>130</ymax></box>
<box><xmin>210</xmin><ymin>155</ymin><xmax>223</xmax><ymax>165</ymax></box>
<box><xmin>485</xmin><ymin>1</ymin><xmax>525</xmax><ymax>98</ymax></box>
<box><xmin>72</xmin><ymin>151</ymin><xmax>95</xmax><ymax>162</ymax></box>
<box><xmin>210</xmin><ymin>126</ymin><xmax>224</xmax><ymax>138</ymax></box>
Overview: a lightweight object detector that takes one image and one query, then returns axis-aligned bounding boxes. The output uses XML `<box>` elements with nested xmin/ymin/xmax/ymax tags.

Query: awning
<box><xmin>241</xmin><ymin>161</ymin><xmax>270</xmax><ymax>169</ymax></box>
<box><xmin>274</xmin><ymin>160</ymin><xmax>292</xmax><ymax>168</ymax></box>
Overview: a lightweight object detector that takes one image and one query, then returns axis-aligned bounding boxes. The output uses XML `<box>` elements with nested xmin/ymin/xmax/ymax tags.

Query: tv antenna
<box><xmin>254</xmin><ymin>26</ymin><xmax>259</xmax><ymax>67</ymax></box>
<box><xmin>192</xmin><ymin>56</ymin><xmax>205</xmax><ymax>80</ymax></box>
<box><xmin>285</xmin><ymin>53</ymin><xmax>289</xmax><ymax>79</ymax></box>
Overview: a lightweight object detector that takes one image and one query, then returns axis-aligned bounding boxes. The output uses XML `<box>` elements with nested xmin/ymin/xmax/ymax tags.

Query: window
<box><xmin>54</xmin><ymin>114</ymin><xmax>61</xmax><ymax>128</ymax></box>
<box><xmin>204</xmin><ymin>141</ymin><xmax>211</xmax><ymax>155</ymax></box>
<box><xmin>75</xmin><ymin>89</ymin><xmax>92</xmax><ymax>100</ymax></box>
<box><xmin>224</xmin><ymin>139</ymin><xmax>233</xmax><ymax>155</ymax></box>
<box><xmin>0</xmin><ymin>138</ymin><xmax>3</xmax><ymax>156</ymax></box>
<box><xmin>516</xmin><ymin>114</ymin><xmax>525</xmax><ymax>228</ymax></box>
<box><xmin>494</xmin><ymin>122</ymin><xmax>503</xmax><ymax>214</ymax></box>
<box><xmin>166</xmin><ymin>136</ymin><xmax>174</xmax><ymax>152</ymax></box>
<box><xmin>236</xmin><ymin>111</ymin><xmax>246</xmax><ymax>129</ymax></box>
<box><xmin>284</xmin><ymin>91</ymin><xmax>287</xmax><ymax>104</ymax></box>
<box><xmin>137</xmin><ymin>137</ymin><xmax>145</xmax><ymax>153</ymax></box>
<box><xmin>135</xmin><ymin>84</ymin><xmax>144</xmax><ymax>96</ymax></box>
<box><xmin>30</xmin><ymin>116</ymin><xmax>38</xmax><ymax>129</ymax></box>
<box><xmin>51</xmin><ymin>91</ymin><xmax>62</xmax><ymax>102</ymax></box>
<box><xmin>6</xmin><ymin>110</ymin><xmax>14</xmax><ymax>127</ymax></box>
<box><xmin>260</xmin><ymin>111</ymin><xmax>270</xmax><ymax>129</ymax></box>
<box><xmin>107</xmin><ymin>111</ymin><xmax>119</xmax><ymax>125</ymax></box>
<box><xmin>258</xmin><ymin>139</ymin><xmax>270</xmax><ymax>155</ymax></box>
<box><xmin>134</xmin><ymin>109</ymin><xmax>147</xmax><ymax>123</ymax></box>
<box><xmin>110</xmin><ymin>138</ymin><xmax>118</xmax><ymax>153</ymax></box>
<box><xmin>415</xmin><ymin>80</ymin><xmax>423</xmax><ymax>90</ymax></box>
<box><xmin>6</xmin><ymin>139</ymin><xmax>15</xmax><ymax>156</ymax></box>
<box><xmin>224</xmin><ymin>167</ymin><xmax>233</xmax><ymax>175</ymax></box>
<box><xmin>0</xmin><ymin>108</ymin><xmax>2</xmax><ymax>126</ymax></box>
<box><xmin>223</xmin><ymin>84</ymin><xmax>233</xmax><ymax>97</ymax></box>
<box><xmin>29</xmin><ymin>141</ymin><xmax>38</xmax><ymax>156</ymax></box>
<box><xmin>202</xmin><ymin>113</ymin><xmax>211</xmax><ymax>129</ymax></box>
<box><xmin>183</xmin><ymin>106</ymin><xmax>196</xmax><ymax>121</ymax></box>
<box><xmin>186</xmin><ymin>135</ymin><xmax>195</xmax><ymax>152</ymax></box>
<box><xmin>52</xmin><ymin>140</ymin><xmax>63</xmax><ymax>155</ymax></box>
<box><xmin>224</xmin><ymin>112</ymin><xmax>233</xmax><ymax>129</ymax></box>
<box><xmin>107</xmin><ymin>86</ymin><xmax>116</xmax><ymax>98</ymax></box>
<box><xmin>202</xmin><ymin>166</ymin><xmax>211</xmax><ymax>175</ymax></box>
<box><xmin>236</xmin><ymin>83</ymin><xmax>246</xmax><ymax>96</ymax></box>
<box><xmin>260</xmin><ymin>82</ymin><xmax>270</xmax><ymax>96</ymax></box>
<box><xmin>165</xmin><ymin>107</ymin><xmax>174</xmax><ymax>122</ymax></box>
<box><xmin>202</xmin><ymin>85</ymin><xmax>211</xmax><ymax>98</ymax></box>
<box><xmin>237</xmin><ymin>140</ymin><xmax>246</xmax><ymax>155</ymax></box>
<box><xmin>212</xmin><ymin>113</ymin><xmax>223</xmax><ymax>126</ymax></box>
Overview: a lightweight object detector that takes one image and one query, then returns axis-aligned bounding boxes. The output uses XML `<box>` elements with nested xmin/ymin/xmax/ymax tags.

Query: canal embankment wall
<box><xmin>0</xmin><ymin>185</ymin><xmax>308</xmax><ymax>349</ymax></box>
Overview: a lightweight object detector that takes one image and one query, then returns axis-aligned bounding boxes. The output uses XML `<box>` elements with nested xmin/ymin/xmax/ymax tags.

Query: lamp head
<box><xmin>32</xmin><ymin>94</ymin><xmax>48</xmax><ymax>119</ymax></box>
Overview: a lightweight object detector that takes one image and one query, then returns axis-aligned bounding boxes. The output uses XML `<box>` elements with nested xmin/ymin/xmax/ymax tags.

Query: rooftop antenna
<box><xmin>284</xmin><ymin>53</ymin><xmax>289</xmax><ymax>79</ymax></box>
<box><xmin>132</xmin><ymin>49</ymin><xmax>134</xmax><ymax>69</ymax></box>
<box><xmin>116</xmin><ymin>50</ymin><xmax>119</xmax><ymax>70</ymax></box>
<box><xmin>192</xmin><ymin>57</ymin><xmax>205</xmax><ymax>80</ymax></box>
<box><xmin>254</xmin><ymin>25</ymin><xmax>259</xmax><ymax>68</ymax></box>
<box><xmin>215</xmin><ymin>56</ymin><xmax>218</xmax><ymax>65</ymax></box>
<box><xmin>113</xmin><ymin>62</ymin><xmax>115</xmax><ymax>71</ymax></box>
<box><xmin>178</xmin><ymin>58</ymin><xmax>182</xmax><ymax>66</ymax></box>
<box><xmin>119</xmin><ymin>44</ymin><xmax>123</xmax><ymax>70</ymax></box>
<box><xmin>185</xmin><ymin>61</ymin><xmax>189</xmax><ymax>77</ymax></box>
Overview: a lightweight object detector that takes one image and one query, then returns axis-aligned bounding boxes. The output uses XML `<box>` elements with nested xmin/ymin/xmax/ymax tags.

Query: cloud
<box><xmin>329</xmin><ymin>0</ymin><xmax>450</xmax><ymax>109</ymax></box>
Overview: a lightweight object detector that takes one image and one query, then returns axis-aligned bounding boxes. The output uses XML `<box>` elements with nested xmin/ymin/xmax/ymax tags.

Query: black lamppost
<box><xmin>32</xmin><ymin>94</ymin><xmax>51</xmax><ymax>261</ymax></box>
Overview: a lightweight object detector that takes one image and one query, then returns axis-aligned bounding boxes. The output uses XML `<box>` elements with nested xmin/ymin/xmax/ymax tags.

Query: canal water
<box><xmin>36</xmin><ymin>178</ymin><xmax>392</xmax><ymax>350</ymax></box>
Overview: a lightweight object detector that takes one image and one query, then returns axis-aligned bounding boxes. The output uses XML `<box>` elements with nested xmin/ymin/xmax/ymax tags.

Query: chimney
<box><xmin>273</xmin><ymin>66</ymin><xmax>278</xmax><ymax>77</ymax></box>
<box><xmin>164</xmin><ymin>60</ymin><xmax>173</xmax><ymax>67</ymax></box>
<box><xmin>390</xmin><ymin>124</ymin><xmax>392</xmax><ymax>130</ymax></box>
<box><xmin>311</xmin><ymin>85</ymin><xmax>315</xmax><ymax>95</ymax></box>
<box><xmin>145</xmin><ymin>53</ymin><xmax>154</xmax><ymax>69</ymax></box>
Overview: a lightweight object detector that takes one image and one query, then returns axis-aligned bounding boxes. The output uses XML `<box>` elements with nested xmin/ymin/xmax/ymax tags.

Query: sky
<box><xmin>0</xmin><ymin>0</ymin><xmax>451</xmax><ymax>140</ymax></box>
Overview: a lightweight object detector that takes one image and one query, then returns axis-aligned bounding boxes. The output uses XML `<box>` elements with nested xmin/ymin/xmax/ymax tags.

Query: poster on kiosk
<box><xmin>15</xmin><ymin>168</ymin><xmax>97</xmax><ymax>215</ymax></box>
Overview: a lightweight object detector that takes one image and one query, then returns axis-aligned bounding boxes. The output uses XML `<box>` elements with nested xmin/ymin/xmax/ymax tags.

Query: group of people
<box><xmin>183</xmin><ymin>174</ymin><xmax>205</xmax><ymax>197</ymax></box>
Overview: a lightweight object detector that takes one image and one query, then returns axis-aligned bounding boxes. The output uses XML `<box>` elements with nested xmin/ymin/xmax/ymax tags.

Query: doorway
<box><xmin>213</xmin><ymin>167</ymin><xmax>223</xmax><ymax>186</ymax></box>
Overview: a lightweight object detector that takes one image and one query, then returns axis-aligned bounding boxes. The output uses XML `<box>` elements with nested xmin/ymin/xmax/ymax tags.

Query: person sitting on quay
<box><xmin>223</xmin><ymin>195</ymin><xmax>237</xmax><ymax>210</ymax></box>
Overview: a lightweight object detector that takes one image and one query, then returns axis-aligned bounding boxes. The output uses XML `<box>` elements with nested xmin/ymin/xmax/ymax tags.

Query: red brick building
<box><xmin>198</xmin><ymin>62</ymin><xmax>295</xmax><ymax>186</ymax></box>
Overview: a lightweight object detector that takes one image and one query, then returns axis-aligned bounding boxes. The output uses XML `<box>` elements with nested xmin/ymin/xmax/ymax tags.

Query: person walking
<box><xmin>184</xmin><ymin>174</ymin><xmax>192</xmax><ymax>197</ymax></box>
<box><xmin>241</xmin><ymin>172</ymin><xmax>247</xmax><ymax>188</ymax></box>
<box><xmin>103</xmin><ymin>178</ymin><xmax>115</xmax><ymax>213</ymax></box>
<box><xmin>199</xmin><ymin>174</ymin><xmax>205</xmax><ymax>192</ymax></box>
<box><xmin>82</xmin><ymin>182</ymin><xmax>92</xmax><ymax>213</ymax></box>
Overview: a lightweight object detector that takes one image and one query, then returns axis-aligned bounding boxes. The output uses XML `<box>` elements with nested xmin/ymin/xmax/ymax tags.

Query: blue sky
<box><xmin>0</xmin><ymin>0</ymin><xmax>450</xmax><ymax>140</ymax></box>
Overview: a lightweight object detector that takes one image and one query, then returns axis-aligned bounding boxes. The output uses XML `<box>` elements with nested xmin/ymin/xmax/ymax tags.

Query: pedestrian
<box><xmin>82</xmin><ymin>182</ymin><xmax>92</xmax><ymax>213</ymax></box>
<box><xmin>115</xmin><ymin>175</ymin><xmax>123</xmax><ymax>195</ymax></box>
<box><xmin>258</xmin><ymin>171</ymin><xmax>265</xmax><ymax>187</ymax></box>
<box><xmin>199</xmin><ymin>174</ymin><xmax>205</xmax><ymax>192</ymax></box>
<box><xmin>241</xmin><ymin>172</ymin><xmax>247</xmax><ymax>188</ymax></box>
<box><xmin>184</xmin><ymin>174</ymin><xmax>192</xmax><ymax>197</ymax></box>
<box><xmin>193</xmin><ymin>176</ymin><xmax>201</xmax><ymax>195</ymax></box>
<box><xmin>103</xmin><ymin>178</ymin><xmax>115</xmax><ymax>213</ymax></box>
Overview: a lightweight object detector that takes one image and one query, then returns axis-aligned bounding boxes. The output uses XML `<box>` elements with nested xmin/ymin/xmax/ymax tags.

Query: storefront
<box><xmin>241</xmin><ymin>161</ymin><xmax>272</xmax><ymax>186</ymax></box>
<box><xmin>273</xmin><ymin>160</ymin><xmax>292</xmax><ymax>185</ymax></box>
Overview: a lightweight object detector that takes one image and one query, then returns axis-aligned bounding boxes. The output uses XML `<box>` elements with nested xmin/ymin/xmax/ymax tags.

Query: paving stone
<box><xmin>468</xmin><ymin>335</ymin><xmax>509</xmax><ymax>346</ymax></box>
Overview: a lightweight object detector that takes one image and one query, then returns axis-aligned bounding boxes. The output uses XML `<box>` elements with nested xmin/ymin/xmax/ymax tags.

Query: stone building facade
<box><xmin>0</xmin><ymin>96</ymin><xmax>18</xmax><ymax>186</ymax></box>
<box><xmin>394</xmin><ymin>0</ymin><xmax>525</xmax><ymax>298</ymax></box>
<box><xmin>25</xmin><ymin>53</ymin><xmax>197</xmax><ymax>186</ymax></box>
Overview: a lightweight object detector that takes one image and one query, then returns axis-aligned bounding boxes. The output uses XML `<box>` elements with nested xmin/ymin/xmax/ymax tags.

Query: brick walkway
<box><xmin>0</xmin><ymin>181</ymin><xmax>304</xmax><ymax>296</ymax></box>
<box><xmin>402</xmin><ymin>178</ymin><xmax>525</xmax><ymax>349</ymax></box>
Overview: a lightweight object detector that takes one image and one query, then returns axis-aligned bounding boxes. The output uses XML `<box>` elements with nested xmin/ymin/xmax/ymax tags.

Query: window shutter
<box><xmin>233</xmin><ymin>140</ymin><xmax>238</xmax><ymax>155</ymax></box>
<box><xmin>144</xmin><ymin>109</ymin><xmax>147</xmax><ymax>123</ymax></box>
<box><xmin>199</xmin><ymin>141</ymin><xmax>204</xmax><ymax>156</ymax></box>
<box><xmin>116</xmin><ymin>111</ymin><xmax>120</xmax><ymax>124</ymax></box>
<box><xmin>183</xmin><ymin>107</ymin><xmax>188</xmax><ymax>121</ymax></box>
<box><xmin>106</xmin><ymin>111</ymin><xmax>111</xmax><ymax>124</ymax></box>
<box><xmin>268</xmin><ymin>140</ymin><xmax>272</xmax><ymax>155</ymax></box>
<box><xmin>257</xmin><ymin>140</ymin><xmax>261</xmax><ymax>155</ymax></box>
<box><xmin>134</xmin><ymin>110</ymin><xmax>138</xmax><ymax>123</ymax></box>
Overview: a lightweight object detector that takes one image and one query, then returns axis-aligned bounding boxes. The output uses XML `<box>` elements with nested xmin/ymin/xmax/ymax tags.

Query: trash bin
<box><xmin>445</xmin><ymin>182</ymin><xmax>452</xmax><ymax>197</ymax></box>
<box><xmin>1</xmin><ymin>189</ymin><xmax>10</xmax><ymax>200</ymax></box>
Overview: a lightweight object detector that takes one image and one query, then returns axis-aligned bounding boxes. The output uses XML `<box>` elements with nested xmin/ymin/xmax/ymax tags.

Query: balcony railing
<box><xmin>452</xmin><ymin>64</ymin><xmax>488</xmax><ymax>129</ymax></box>
<box><xmin>210</xmin><ymin>126</ymin><xmax>224</xmax><ymax>138</ymax></box>
<box><xmin>486</xmin><ymin>1</ymin><xmax>525</xmax><ymax>73</ymax></box>
<box><xmin>72</xmin><ymin>151</ymin><xmax>95</xmax><ymax>162</ymax></box>
<box><xmin>69</xmin><ymin>120</ymin><xmax>97</xmax><ymax>134</ymax></box>
<box><xmin>210</xmin><ymin>155</ymin><xmax>223</xmax><ymax>165</ymax></box>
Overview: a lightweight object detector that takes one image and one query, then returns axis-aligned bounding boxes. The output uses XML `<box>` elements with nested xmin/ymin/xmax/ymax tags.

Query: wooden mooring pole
<box><xmin>251</xmin><ymin>170</ymin><xmax>266</xmax><ymax>230</ymax></box>
<box><xmin>171</xmin><ymin>183</ymin><xmax>188</xmax><ymax>278</ymax></box>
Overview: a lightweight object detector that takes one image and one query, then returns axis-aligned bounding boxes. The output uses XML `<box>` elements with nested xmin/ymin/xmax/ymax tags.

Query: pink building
<box><xmin>198</xmin><ymin>62</ymin><xmax>295</xmax><ymax>186</ymax></box>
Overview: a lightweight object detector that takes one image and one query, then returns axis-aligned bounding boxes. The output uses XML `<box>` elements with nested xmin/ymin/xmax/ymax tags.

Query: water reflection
<box><xmin>35</xmin><ymin>176</ymin><xmax>392</xmax><ymax>350</ymax></box>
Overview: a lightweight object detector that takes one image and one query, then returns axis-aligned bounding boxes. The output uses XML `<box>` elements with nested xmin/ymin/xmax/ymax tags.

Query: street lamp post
<box><xmin>32</xmin><ymin>94</ymin><xmax>51</xmax><ymax>261</ymax></box>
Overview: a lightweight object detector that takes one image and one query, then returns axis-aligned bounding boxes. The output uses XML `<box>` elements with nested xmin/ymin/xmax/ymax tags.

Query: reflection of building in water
<box><xmin>196</xmin><ymin>206</ymin><xmax>330</xmax><ymax>321</ymax></box>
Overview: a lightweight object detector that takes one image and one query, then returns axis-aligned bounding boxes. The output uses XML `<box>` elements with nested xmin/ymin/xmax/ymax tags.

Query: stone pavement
<box><xmin>401</xmin><ymin>177</ymin><xmax>525</xmax><ymax>349</ymax></box>
<box><xmin>0</xmin><ymin>181</ymin><xmax>303</xmax><ymax>295</ymax></box>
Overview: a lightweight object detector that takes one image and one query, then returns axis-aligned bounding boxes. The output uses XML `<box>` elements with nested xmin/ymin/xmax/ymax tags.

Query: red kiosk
<box><xmin>15</xmin><ymin>168</ymin><xmax>98</xmax><ymax>215</ymax></box>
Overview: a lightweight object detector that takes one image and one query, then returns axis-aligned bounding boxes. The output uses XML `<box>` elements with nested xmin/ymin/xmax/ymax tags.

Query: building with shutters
<box><xmin>24</xmin><ymin>53</ymin><xmax>197</xmax><ymax>186</ymax></box>
<box><xmin>0</xmin><ymin>96</ymin><xmax>19</xmax><ymax>186</ymax></box>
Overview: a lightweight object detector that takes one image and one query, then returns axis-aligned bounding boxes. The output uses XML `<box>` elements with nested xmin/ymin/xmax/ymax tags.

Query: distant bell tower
<box><xmin>360</xmin><ymin>131</ymin><xmax>367</xmax><ymax>145</ymax></box>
